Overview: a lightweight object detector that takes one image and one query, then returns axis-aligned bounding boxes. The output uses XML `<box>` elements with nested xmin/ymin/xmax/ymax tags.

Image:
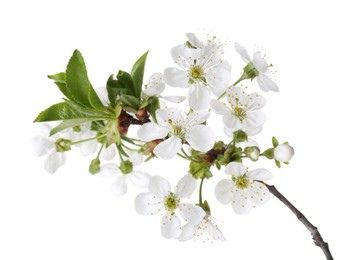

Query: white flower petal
<box><xmin>231</xmin><ymin>192</ymin><xmax>252</xmax><ymax>214</ymax></box>
<box><xmin>101</xmin><ymin>145</ymin><xmax>116</xmax><ymax>160</ymax></box>
<box><xmin>256</xmin><ymin>74</ymin><xmax>279</xmax><ymax>92</ymax></box>
<box><xmin>253</xmin><ymin>52</ymin><xmax>268</xmax><ymax>73</ymax></box>
<box><xmin>248</xmin><ymin>182</ymin><xmax>270</xmax><ymax>206</ymax></box>
<box><xmin>225</xmin><ymin>162</ymin><xmax>246</xmax><ymax>176</ymax></box>
<box><xmin>187</xmin><ymin>84</ymin><xmax>211</xmax><ymax>111</ymax></box>
<box><xmin>177</xmin><ymin>203</ymin><xmax>206</xmax><ymax>224</ymax></box>
<box><xmin>156</xmin><ymin>108</ymin><xmax>184</xmax><ymax>127</ymax></box>
<box><xmin>205</xmin><ymin>66</ymin><xmax>231</xmax><ymax>90</ymax></box>
<box><xmin>274</xmin><ymin>144</ymin><xmax>295</xmax><ymax>162</ymax></box>
<box><xmin>153</xmin><ymin>136</ymin><xmax>182</xmax><ymax>160</ymax></box>
<box><xmin>79</xmin><ymin>140</ymin><xmax>98</xmax><ymax>156</ymax></box>
<box><xmin>128</xmin><ymin>171</ymin><xmax>150</xmax><ymax>188</ymax></box>
<box><xmin>110</xmin><ymin>175</ymin><xmax>128</xmax><ymax>196</ymax></box>
<box><xmin>170</xmin><ymin>44</ymin><xmax>197</xmax><ymax>69</ymax></box>
<box><xmin>235</xmin><ymin>42</ymin><xmax>251</xmax><ymax>63</ymax></box>
<box><xmin>174</xmin><ymin>174</ymin><xmax>197</xmax><ymax>198</ymax></box>
<box><xmin>135</xmin><ymin>192</ymin><xmax>163</xmax><ymax>215</ymax></box>
<box><xmin>30</xmin><ymin>136</ymin><xmax>54</xmax><ymax>157</ymax></box>
<box><xmin>100</xmin><ymin>163</ymin><xmax>120</xmax><ymax>178</ymax></box>
<box><xmin>207</xmin><ymin>221</ymin><xmax>226</xmax><ymax>241</ymax></box>
<box><xmin>243</xmin><ymin>111</ymin><xmax>266</xmax><ymax>130</ymax></box>
<box><xmin>143</xmin><ymin>73</ymin><xmax>165</xmax><ymax>97</ymax></box>
<box><xmin>37</xmin><ymin>123</ymin><xmax>52</xmax><ymax>136</ymax></box>
<box><xmin>186</xmin><ymin>33</ymin><xmax>203</xmax><ymax>48</ymax></box>
<box><xmin>161</xmin><ymin>213</ymin><xmax>182</xmax><ymax>239</ymax></box>
<box><xmin>184</xmin><ymin>110</ymin><xmax>210</xmax><ymax>128</ymax></box>
<box><xmin>95</xmin><ymin>87</ymin><xmax>109</xmax><ymax>105</ymax></box>
<box><xmin>160</xmin><ymin>95</ymin><xmax>186</xmax><ymax>103</ymax></box>
<box><xmin>127</xmin><ymin>151</ymin><xmax>144</xmax><ymax>166</ymax></box>
<box><xmin>178</xmin><ymin>223</ymin><xmax>196</xmax><ymax>242</ymax></box>
<box><xmin>245</xmin><ymin>92</ymin><xmax>266</xmax><ymax>111</ymax></box>
<box><xmin>246</xmin><ymin>126</ymin><xmax>263</xmax><ymax>137</ymax></box>
<box><xmin>223</xmin><ymin>113</ymin><xmax>242</xmax><ymax>130</ymax></box>
<box><xmin>210</xmin><ymin>99</ymin><xmax>231</xmax><ymax>115</ymax></box>
<box><xmin>137</xmin><ymin>122</ymin><xmax>168</xmax><ymax>142</ymax></box>
<box><xmin>163</xmin><ymin>67</ymin><xmax>189</xmax><ymax>88</ymax></box>
<box><xmin>44</xmin><ymin>152</ymin><xmax>66</xmax><ymax>174</ymax></box>
<box><xmin>214</xmin><ymin>179</ymin><xmax>234</xmax><ymax>204</ymax></box>
<box><xmin>148</xmin><ymin>175</ymin><xmax>171</xmax><ymax>197</ymax></box>
<box><xmin>185</xmin><ymin>125</ymin><xmax>215</xmax><ymax>152</ymax></box>
<box><xmin>247</xmin><ymin>168</ymin><xmax>273</xmax><ymax>182</ymax></box>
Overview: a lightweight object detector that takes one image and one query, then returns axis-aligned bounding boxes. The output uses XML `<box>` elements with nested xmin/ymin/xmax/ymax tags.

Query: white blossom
<box><xmin>215</xmin><ymin>162</ymin><xmax>272</xmax><ymax>214</ymax></box>
<box><xmin>143</xmin><ymin>73</ymin><xmax>186</xmax><ymax>103</ymax></box>
<box><xmin>210</xmin><ymin>86</ymin><xmax>266</xmax><ymax>132</ymax></box>
<box><xmin>100</xmin><ymin>151</ymin><xmax>149</xmax><ymax>196</ymax></box>
<box><xmin>135</xmin><ymin>175</ymin><xmax>205</xmax><ymax>239</ymax></box>
<box><xmin>164</xmin><ymin>44</ymin><xmax>231</xmax><ymax>110</ymax></box>
<box><xmin>179</xmin><ymin>214</ymin><xmax>226</xmax><ymax>242</ymax></box>
<box><xmin>235</xmin><ymin>43</ymin><xmax>279</xmax><ymax>92</ymax></box>
<box><xmin>137</xmin><ymin>108</ymin><xmax>215</xmax><ymax>160</ymax></box>
<box><xmin>30</xmin><ymin>123</ymin><xmax>67</xmax><ymax>174</ymax></box>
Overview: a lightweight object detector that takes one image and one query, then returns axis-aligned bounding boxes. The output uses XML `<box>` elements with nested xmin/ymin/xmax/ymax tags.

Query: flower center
<box><xmin>164</xmin><ymin>192</ymin><xmax>180</xmax><ymax>212</ymax></box>
<box><xmin>234</xmin><ymin>107</ymin><xmax>247</xmax><ymax>121</ymax></box>
<box><xmin>188</xmin><ymin>65</ymin><xmax>206</xmax><ymax>85</ymax></box>
<box><xmin>168</xmin><ymin>119</ymin><xmax>185</xmax><ymax>137</ymax></box>
<box><xmin>232</xmin><ymin>175</ymin><xmax>252</xmax><ymax>190</ymax></box>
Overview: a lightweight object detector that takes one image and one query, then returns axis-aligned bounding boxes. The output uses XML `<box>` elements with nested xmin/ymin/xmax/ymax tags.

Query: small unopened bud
<box><xmin>55</xmin><ymin>138</ymin><xmax>72</xmax><ymax>152</ymax></box>
<box><xmin>89</xmin><ymin>159</ymin><xmax>100</xmax><ymax>174</ymax></box>
<box><xmin>244</xmin><ymin>146</ymin><xmax>260</xmax><ymax>161</ymax></box>
<box><xmin>274</xmin><ymin>143</ymin><xmax>295</xmax><ymax>163</ymax></box>
<box><xmin>120</xmin><ymin>160</ymin><xmax>133</xmax><ymax>174</ymax></box>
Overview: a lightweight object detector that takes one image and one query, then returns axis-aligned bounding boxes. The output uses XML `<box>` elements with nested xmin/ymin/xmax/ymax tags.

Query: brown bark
<box><xmin>265</xmin><ymin>184</ymin><xmax>334</xmax><ymax>260</ymax></box>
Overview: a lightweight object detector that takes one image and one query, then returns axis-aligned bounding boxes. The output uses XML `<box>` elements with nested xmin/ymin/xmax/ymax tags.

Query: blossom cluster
<box><xmin>31</xmin><ymin>32</ymin><xmax>294</xmax><ymax>242</ymax></box>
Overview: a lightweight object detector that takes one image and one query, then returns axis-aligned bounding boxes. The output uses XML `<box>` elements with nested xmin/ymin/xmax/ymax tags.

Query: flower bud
<box><xmin>244</xmin><ymin>146</ymin><xmax>260</xmax><ymax>161</ymax></box>
<box><xmin>274</xmin><ymin>143</ymin><xmax>295</xmax><ymax>163</ymax></box>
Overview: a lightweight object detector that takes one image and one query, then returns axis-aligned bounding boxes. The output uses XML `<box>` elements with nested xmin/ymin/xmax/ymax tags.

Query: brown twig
<box><xmin>265</xmin><ymin>184</ymin><xmax>334</xmax><ymax>260</ymax></box>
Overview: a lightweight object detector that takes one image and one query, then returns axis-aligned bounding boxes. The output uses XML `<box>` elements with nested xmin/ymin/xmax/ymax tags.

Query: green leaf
<box><xmin>48</xmin><ymin>72</ymin><xmax>75</xmax><ymax>102</ymax></box>
<box><xmin>131</xmin><ymin>51</ymin><xmax>148</xmax><ymax>99</ymax></box>
<box><xmin>106</xmin><ymin>71</ymin><xmax>135</xmax><ymax>106</ymax></box>
<box><xmin>66</xmin><ymin>50</ymin><xmax>104</xmax><ymax>109</ymax></box>
<box><xmin>34</xmin><ymin>101</ymin><xmax>115</xmax><ymax>123</ymax></box>
<box><xmin>50</xmin><ymin>119</ymin><xmax>95</xmax><ymax>136</ymax></box>
<box><xmin>90</xmin><ymin>121</ymin><xmax>105</xmax><ymax>132</ymax></box>
<box><xmin>272</xmin><ymin>136</ymin><xmax>279</xmax><ymax>148</ymax></box>
<box><xmin>119</xmin><ymin>95</ymin><xmax>140</xmax><ymax>110</ymax></box>
<box><xmin>145</xmin><ymin>97</ymin><xmax>160</xmax><ymax>123</ymax></box>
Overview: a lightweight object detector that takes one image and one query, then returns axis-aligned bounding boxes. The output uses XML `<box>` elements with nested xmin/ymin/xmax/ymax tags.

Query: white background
<box><xmin>1</xmin><ymin>0</ymin><xmax>360</xmax><ymax>259</ymax></box>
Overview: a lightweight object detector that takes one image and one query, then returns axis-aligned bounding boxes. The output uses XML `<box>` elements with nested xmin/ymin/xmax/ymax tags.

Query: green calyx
<box><xmin>189</xmin><ymin>160</ymin><xmax>213</xmax><ymax>179</ymax></box>
<box><xmin>55</xmin><ymin>138</ymin><xmax>72</xmax><ymax>152</ymax></box>
<box><xmin>164</xmin><ymin>192</ymin><xmax>180</xmax><ymax>212</ymax></box>
<box><xmin>89</xmin><ymin>158</ymin><xmax>101</xmax><ymax>174</ymax></box>
<box><xmin>233</xmin><ymin>130</ymin><xmax>248</xmax><ymax>143</ymax></box>
<box><xmin>242</xmin><ymin>62</ymin><xmax>259</xmax><ymax>80</ymax></box>
<box><xmin>218</xmin><ymin>147</ymin><xmax>243</xmax><ymax>165</ymax></box>
<box><xmin>120</xmin><ymin>160</ymin><xmax>133</xmax><ymax>174</ymax></box>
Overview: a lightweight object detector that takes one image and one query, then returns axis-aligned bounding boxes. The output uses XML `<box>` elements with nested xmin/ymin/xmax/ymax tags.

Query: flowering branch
<box><xmin>265</xmin><ymin>184</ymin><xmax>334</xmax><ymax>260</ymax></box>
<box><xmin>30</xmin><ymin>31</ymin><xmax>333</xmax><ymax>255</ymax></box>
